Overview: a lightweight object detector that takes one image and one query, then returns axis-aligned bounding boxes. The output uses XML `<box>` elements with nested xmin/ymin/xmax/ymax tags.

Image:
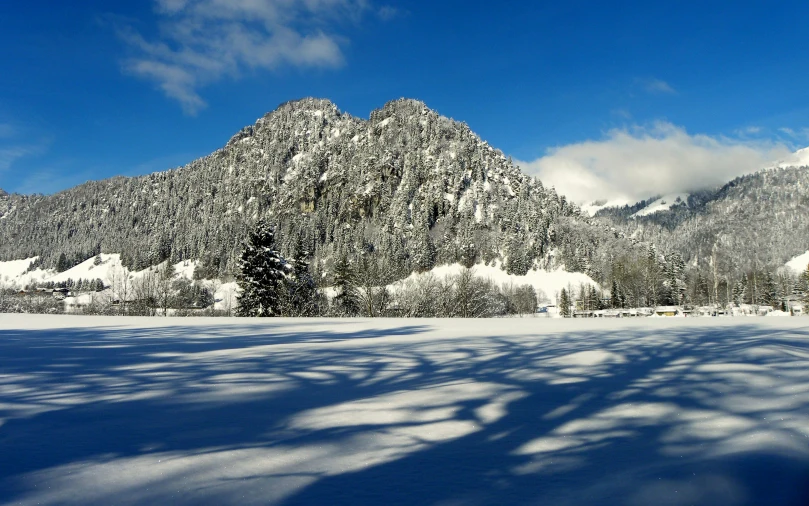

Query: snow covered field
<box><xmin>1</xmin><ymin>316</ymin><xmax>808</xmax><ymax>506</ymax></box>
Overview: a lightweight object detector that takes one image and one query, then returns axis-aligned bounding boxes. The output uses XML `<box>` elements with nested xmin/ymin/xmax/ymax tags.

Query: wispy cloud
<box><xmin>119</xmin><ymin>0</ymin><xmax>378</xmax><ymax>114</ymax></box>
<box><xmin>778</xmin><ymin>126</ymin><xmax>809</xmax><ymax>143</ymax></box>
<box><xmin>638</xmin><ymin>78</ymin><xmax>677</xmax><ymax>95</ymax></box>
<box><xmin>736</xmin><ymin>126</ymin><xmax>762</xmax><ymax>135</ymax></box>
<box><xmin>0</xmin><ymin>123</ymin><xmax>14</xmax><ymax>139</ymax></box>
<box><xmin>0</xmin><ymin>146</ymin><xmax>35</xmax><ymax>174</ymax></box>
<box><xmin>515</xmin><ymin>122</ymin><xmax>793</xmax><ymax>205</ymax></box>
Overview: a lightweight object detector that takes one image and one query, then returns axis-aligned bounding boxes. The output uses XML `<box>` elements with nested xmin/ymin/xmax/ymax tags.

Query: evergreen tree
<box><xmin>732</xmin><ymin>276</ymin><xmax>746</xmax><ymax>306</ymax></box>
<box><xmin>763</xmin><ymin>271</ymin><xmax>779</xmax><ymax>309</ymax></box>
<box><xmin>559</xmin><ymin>288</ymin><xmax>570</xmax><ymax>317</ymax></box>
<box><xmin>802</xmin><ymin>264</ymin><xmax>809</xmax><ymax>314</ymax></box>
<box><xmin>280</xmin><ymin>238</ymin><xmax>319</xmax><ymax>316</ymax></box>
<box><xmin>610</xmin><ymin>279</ymin><xmax>620</xmax><ymax>309</ymax></box>
<box><xmin>332</xmin><ymin>254</ymin><xmax>359</xmax><ymax>316</ymax></box>
<box><xmin>235</xmin><ymin>221</ymin><xmax>288</xmax><ymax>317</ymax></box>
<box><xmin>56</xmin><ymin>253</ymin><xmax>69</xmax><ymax>273</ymax></box>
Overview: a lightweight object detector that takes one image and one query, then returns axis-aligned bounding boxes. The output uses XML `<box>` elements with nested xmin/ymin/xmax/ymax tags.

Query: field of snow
<box><xmin>1</xmin><ymin>316</ymin><xmax>808</xmax><ymax>506</ymax></box>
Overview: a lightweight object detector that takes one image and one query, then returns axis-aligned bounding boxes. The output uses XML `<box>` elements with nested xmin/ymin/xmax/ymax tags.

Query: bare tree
<box><xmin>448</xmin><ymin>267</ymin><xmax>494</xmax><ymax>318</ymax></box>
<box><xmin>513</xmin><ymin>284</ymin><xmax>538</xmax><ymax>316</ymax></box>
<box><xmin>131</xmin><ymin>270</ymin><xmax>158</xmax><ymax>316</ymax></box>
<box><xmin>393</xmin><ymin>273</ymin><xmax>444</xmax><ymax>317</ymax></box>
<box><xmin>107</xmin><ymin>265</ymin><xmax>132</xmax><ymax>315</ymax></box>
<box><xmin>354</xmin><ymin>252</ymin><xmax>394</xmax><ymax>317</ymax></box>
<box><xmin>156</xmin><ymin>262</ymin><xmax>176</xmax><ymax>316</ymax></box>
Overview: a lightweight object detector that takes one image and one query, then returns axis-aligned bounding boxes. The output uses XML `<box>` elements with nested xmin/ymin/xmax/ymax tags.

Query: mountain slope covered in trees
<box><xmin>0</xmin><ymin>98</ymin><xmax>639</xmax><ymax>286</ymax></box>
<box><xmin>595</xmin><ymin>165</ymin><xmax>809</xmax><ymax>273</ymax></box>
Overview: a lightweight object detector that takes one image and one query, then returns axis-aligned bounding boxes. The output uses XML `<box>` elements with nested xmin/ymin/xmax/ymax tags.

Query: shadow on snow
<box><xmin>0</xmin><ymin>318</ymin><xmax>808</xmax><ymax>505</ymax></box>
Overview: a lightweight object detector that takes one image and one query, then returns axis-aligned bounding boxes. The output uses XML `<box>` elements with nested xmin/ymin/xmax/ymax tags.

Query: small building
<box><xmin>654</xmin><ymin>306</ymin><xmax>682</xmax><ymax>317</ymax></box>
<box><xmin>52</xmin><ymin>288</ymin><xmax>70</xmax><ymax>300</ymax></box>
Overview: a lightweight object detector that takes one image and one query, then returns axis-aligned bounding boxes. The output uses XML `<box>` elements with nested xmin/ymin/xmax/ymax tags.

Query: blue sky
<box><xmin>1</xmin><ymin>1</ymin><xmax>809</xmax><ymax>202</ymax></box>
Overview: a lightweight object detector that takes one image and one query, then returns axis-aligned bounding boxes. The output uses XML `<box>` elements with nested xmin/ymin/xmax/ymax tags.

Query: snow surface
<box><xmin>1</xmin><ymin>316</ymin><xmax>808</xmax><ymax>505</ymax></box>
<box><xmin>631</xmin><ymin>193</ymin><xmax>689</xmax><ymax>218</ymax></box>
<box><xmin>393</xmin><ymin>262</ymin><xmax>599</xmax><ymax>300</ymax></box>
<box><xmin>579</xmin><ymin>199</ymin><xmax>629</xmax><ymax>217</ymax></box>
<box><xmin>0</xmin><ymin>257</ymin><xmax>39</xmax><ymax>284</ymax></box>
<box><xmin>785</xmin><ymin>250</ymin><xmax>809</xmax><ymax>274</ymax></box>
<box><xmin>0</xmin><ymin>255</ymin><xmax>201</xmax><ymax>289</ymax></box>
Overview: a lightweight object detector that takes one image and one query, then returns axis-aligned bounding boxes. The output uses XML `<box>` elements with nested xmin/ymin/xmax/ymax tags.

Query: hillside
<box><xmin>0</xmin><ymin>98</ymin><xmax>638</xmax><ymax>285</ymax></box>
<box><xmin>595</xmin><ymin>165</ymin><xmax>809</xmax><ymax>272</ymax></box>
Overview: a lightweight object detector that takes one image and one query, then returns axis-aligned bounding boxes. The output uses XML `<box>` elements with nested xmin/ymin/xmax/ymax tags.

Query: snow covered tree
<box><xmin>156</xmin><ymin>262</ymin><xmax>176</xmax><ymax>316</ymax></box>
<box><xmin>278</xmin><ymin>239</ymin><xmax>320</xmax><ymax>317</ymax></box>
<box><xmin>448</xmin><ymin>267</ymin><xmax>494</xmax><ymax>317</ymax></box>
<box><xmin>331</xmin><ymin>254</ymin><xmax>359</xmax><ymax>316</ymax></box>
<box><xmin>802</xmin><ymin>264</ymin><xmax>809</xmax><ymax>314</ymax></box>
<box><xmin>762</xmin><ymin>271</ymin><xmax>779</xmax><ymax>309</ymax></box>
<box><xmin>235</xmin><ymin>221</ymin><xmax>289</xmax><ymax>317</ymax></box>
<box><xmin>559</xmin><ymin>288</ymin><xmax>571</xmax><ymax>317</ymax></box>
<box><xmin>353</xmin><ymin>249</ymin><xmax>394</xmax><ymax>317</ymax></box>
<box><xmin>732</xmin><ymin>276</ymin><xmax>746</xmax><ymax>306</ymax></box>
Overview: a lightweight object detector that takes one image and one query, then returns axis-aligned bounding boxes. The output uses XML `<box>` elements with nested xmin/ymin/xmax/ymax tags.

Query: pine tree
<box><xmin>235</xmin><ymin>221</ymin><xmax>288</xmax><ymax>317</ymax></box>
<box><xmin>763</xmin><ymin>271</ymin><xmax>778</xmax><ymax>309</ymax></box>
<box><xmin>332</xmin><ymin>253</ymin><xmax>359</xmax><ymax>316</ymax></box>
<box><xmin>280</xmin><ymin>238</ymin><xmax>319</xmax><ymax>316</ymax></box>
<box><xmin>732</xmin><ymin>277</ymin><xmax>746</xmax><ymax>306</ymax></box>
<box><xmin>56</xmin><ymin>253</ymin><xmax>69</xmax><ymax>273</ymax></box>
<box><xmin>802</xmin><ymin>264</ymin><xmax>809</xmax><ymax>315</ymax></box>
<box><xmin>559</xmin><ymin>288</ymin><xmax>570</xmax><ymax>317</ymax></box>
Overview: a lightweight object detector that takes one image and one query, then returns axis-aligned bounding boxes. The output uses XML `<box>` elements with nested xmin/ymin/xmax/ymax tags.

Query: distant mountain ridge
<box><xmin>0</xmin><ymin>98</ymin><xmax>638</xmax><ymax>285</ymax></box>
<box><xmin>595</xmin><ymin>163</ymin><xmax>809</xmax><ymax>271</ymax></box>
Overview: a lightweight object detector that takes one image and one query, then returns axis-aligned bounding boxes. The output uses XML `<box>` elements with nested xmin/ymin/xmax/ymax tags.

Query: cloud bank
<box><xmin>122</xmin><ymin>0</ymin><xmax>380</xmax><ymax>114</ymax></box>
<box><xmin>516</xmin><ymin>122</ymin><xmax>794</xmax><ymax>205</ymax></box>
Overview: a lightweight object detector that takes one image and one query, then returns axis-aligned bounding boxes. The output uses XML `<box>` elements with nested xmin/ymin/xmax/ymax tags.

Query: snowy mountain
<box><xmin>595</xmin><ymin>163</ymin><xmax>809</xmax><ymax>272</ymax></box>
<box><xmin>629</xmin><ymin>193</ymin><xmax>689</xmax><ymax>218</ymax></box>
<box><xmin>0</xmin><ymin>98</ymin><xmax>639</xmax><ymax>286</ymax></box>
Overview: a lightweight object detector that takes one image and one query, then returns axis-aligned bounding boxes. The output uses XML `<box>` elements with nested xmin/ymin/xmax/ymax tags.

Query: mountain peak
<box><xmin>377</xmin><ymin>98</ymin><xmax>431</xmax><ymax>117</ymax></box>
<box><xmin>271</xmin><ymin>97</ymin><xmax>339</xmax><ymax>116</ymax></box>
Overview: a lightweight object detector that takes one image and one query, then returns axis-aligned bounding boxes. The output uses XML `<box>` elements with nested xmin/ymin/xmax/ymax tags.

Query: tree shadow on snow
<box><xmin>0</xmin><ymin>319</ymin><xmax>808</xmax><ymax>506</ymax></box>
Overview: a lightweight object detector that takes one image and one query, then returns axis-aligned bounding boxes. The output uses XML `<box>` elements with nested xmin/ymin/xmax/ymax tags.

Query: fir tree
<box><xmin>235</xmin><ymin>221</ymin><xmax>288</xmax><ymax>317</ymax></box>
<box><xmin>610</xmin><ymin>279</ymin><xmax>620</xmax><ymax>309</ymax></box>
<box><xmin>332</xmin><ymin>254</ymin><xmax>359</xmax><ymax>316</ymax></box>
<box><xmin>802</xmin><ymin>264</ymin><xmax>809</xmax><ymax>314</ymax></box>
<box><xmin>763</xmin><ymin>271</ymin><xmax>778</xmax><ymax>309</ymax></box>
<box><xmin>56</xmin><ymin>253</ymin><xmax>69</xmax><ymax>273</ymax></box>
<box><xmin>559</xmin><ymin>288</ymin><xmax>570</xmax><ymax>317</ymax></box>
<box><xmin>280</xmin><ymin>238</ymin><xmax>319</xmax><ymax>316</ymax></box>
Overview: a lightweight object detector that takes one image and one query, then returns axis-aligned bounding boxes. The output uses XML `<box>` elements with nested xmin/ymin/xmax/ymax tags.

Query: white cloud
<box><xmin>122</xmin><ymin>0</ymin><xmax>371</xmax><ymax>114</ymax></box>
<box><xmin>639</xmin><ymin>78</ymin><xmax>676</xmax><ymax>95</ymax></box>
<box><xmin>0</xmin><ymin>146</ymin><xmax>36</xmax><ymax>173</ymax></box>
<box><xmin>515</xmin><ymin>122</ymin><xmax>794</xmax><ymax>205</ymax></box>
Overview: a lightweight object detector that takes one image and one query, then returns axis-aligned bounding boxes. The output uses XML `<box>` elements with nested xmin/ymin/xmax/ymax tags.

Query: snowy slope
<box><xmin>630</xmin><ymin>193</ymin><xmax>689</xmax><ymax>218</ymax></box>
<box><xmin>0</xmin><ymin>257</ymin><xmax>38</xmax><ymax>283</ymax></box>
<box><xmin>394</xmin><ymin>262</ymin><xmax>600</xmax><ymax>300</ymax></box>
<box><xmin>785</xmin><ymin>250</ymin><xmax>809</xmax><ymax>274</ymax></box>
<box><xmin>1</xmin><ymin>316</ymin><xmax>808</xmax><ymax>506</ymax></box>
<box><xmin>579</xmin><ymin>199</ymin><xmax>629</xmax><ymax>217</ymax></box>
<box><xmin>0</xmin><ymin>257</ymin><xmax>50</xmax><ymax>287</ymax></box>
<box><xmin>0</xmin><ymin>254</ymin><xmax>202</xmax><ymax>289</ymax></box>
